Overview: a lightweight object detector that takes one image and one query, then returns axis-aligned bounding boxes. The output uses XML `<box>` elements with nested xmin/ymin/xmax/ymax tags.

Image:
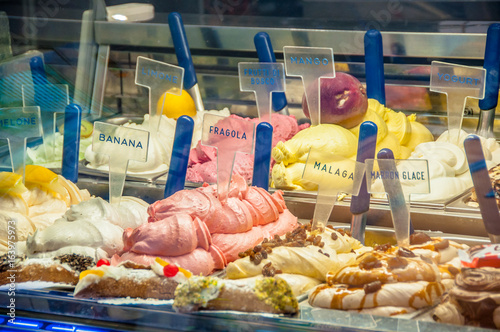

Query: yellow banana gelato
<box><xmin>404</xmin><ymin>114</ymin><xmax>434</xmax><ymax>151</ymax></box>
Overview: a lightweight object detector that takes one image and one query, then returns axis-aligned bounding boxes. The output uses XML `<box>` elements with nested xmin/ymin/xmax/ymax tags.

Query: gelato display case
<box><xmin>2</xmin><ymin>0</ymin><xmax>500</xmax><ymax>331</ymax></box>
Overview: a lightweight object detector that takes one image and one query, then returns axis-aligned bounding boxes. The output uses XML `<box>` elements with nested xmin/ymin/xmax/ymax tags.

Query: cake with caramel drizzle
<box><xmin>309</xmin><ymin>232</ymin><xmax>467</xmax><ymax>316</ymax></box>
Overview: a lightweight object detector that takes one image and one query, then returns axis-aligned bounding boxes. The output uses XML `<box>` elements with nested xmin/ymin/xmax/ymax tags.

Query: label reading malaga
<box><xmin>313</xmin><ymin>161</ymin><xmax>354</xmax><ymax>180</ymax></box>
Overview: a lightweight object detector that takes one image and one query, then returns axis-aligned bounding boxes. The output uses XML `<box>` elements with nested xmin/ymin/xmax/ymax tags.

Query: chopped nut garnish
<box><xmin>448</xmin><ymin>266</ymin><xmax>460</xmax><ymax>276</ymax></box>
<box><xmin>364</xmin><ymin>281</ymin><xmax>382</xmax><ymax>294</ymax></box>
<box><xmin>359</xmin><ymin>255</ymin><xmax>382</xmax><ymax>270</ymax></box>
<box><xmin>397</xmin><ymin>247</ymin><xmax>416</xmax><ymax>257</ymax></box>
<box><xmin>410</xmin><ymin>232</ymin><xmax>432</xmax><ymax>245</ymax></box>
<box><xmin>434</xmin><ymin>239</ymin><xmax>450</xmax><ymax>250</ymax></box>
<box><xmin>419</xmin><ymin>255</ymin><xmax>434</xmax><ymax>264</ymax></box>
<box><xmin>331</xmin><ymin>232</ymin><xmax>338</xmax><ymax>241</ymax></box>
<box><xmin>387</xmin><ymin>257</ymin><xmax>408</xmax><ymax>270</ymax></box>
<box><xmin>374</xmin><ymin>243</ymin><xmax>392</xmax><ymax>252</ymax></box>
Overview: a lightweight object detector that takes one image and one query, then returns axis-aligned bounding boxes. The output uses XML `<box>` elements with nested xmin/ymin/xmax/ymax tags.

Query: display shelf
<box><xmin>1</xmin><ymin>287</ymin><xmax>496</xmax><ymax>332</ymax></box>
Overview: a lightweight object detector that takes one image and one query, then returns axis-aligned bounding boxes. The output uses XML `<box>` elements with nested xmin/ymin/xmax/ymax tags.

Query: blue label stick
<box><xmin>364</xmin><ymin>29</ymin><xmax>386</xmax><ymax>104</ymax></box>
<box><xmin>350</xmin><ymin>121</ymin><xmax>378</xmax><ymax>243</ymax></box>
<box><xmin>61</xmin><ymin>103</ymin><xmax>82</xmax><ymax>183</ymax></box>
<box><xmin>252</xmin><ymin>122</ymin><xmax>273</xmax><ymax>189</ymax></box>
<box><xmin>164</xmin><ymin>115</ymin><xmax>194</xmax><ymax>198</ymax></box>
<box><xmin>464</xmin><ymin>135</ymin><xmax>500</xmax><ymax>242</ymax></box>
<box><xmin>254</xmin><ymin>32</ymin><xmax>288</xmax><ymax>112</ymax></box>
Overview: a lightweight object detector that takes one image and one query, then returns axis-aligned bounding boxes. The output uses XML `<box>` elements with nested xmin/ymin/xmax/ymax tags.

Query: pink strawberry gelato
<box><xmin>113</xmin><ymin>174</ymin><xmax>299</xmax><ymax>274</ymax></box>
<box><xmin>186</xmin><ymin>113</ymin><xmax>310</xmax><ymax>183</ymax></box>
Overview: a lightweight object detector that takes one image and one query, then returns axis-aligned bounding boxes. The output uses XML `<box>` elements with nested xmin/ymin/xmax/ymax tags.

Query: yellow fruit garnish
<box><xmin>157</xmin><ymin>88</ymin><xmax>196</xmax><ymax>119</ymax></box>
<box><xmin>0</xmin><ymin>172</ymin><xmax>28</xmax><ymax>197</ymax></box>
<box><xmin>155</xmin><ymin>257</ymin><xmax>169</xmax><ymax>267</ymax></box>
<box><xmin>80</xmin><ymin>120</ymin><xmax>94</xmax><ymax>138</ymax></box>
<box><xmin>79</xmin><ymin>270</ymin><xmax>104</xmax><ymax>279</ymax></box>
<box><xmin>24</xmin><ymin>165</ymin><xmax>70</xmax><ymax>205</ymax></box>
<box><xmin>154</xmin><ymin>257</ymin><xmax>191</xmax><ymax>278</ymax></box>
<box><xmin>178</xmin><ymin>267</ymin><xmax>193</xmax><ymax>278</ymax></box>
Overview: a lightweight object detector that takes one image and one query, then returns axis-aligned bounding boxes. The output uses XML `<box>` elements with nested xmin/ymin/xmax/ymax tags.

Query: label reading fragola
<box><xmin>209</xmin><ymin>126</ymin><xmax>248</xmax><ymax>140</ymax></box>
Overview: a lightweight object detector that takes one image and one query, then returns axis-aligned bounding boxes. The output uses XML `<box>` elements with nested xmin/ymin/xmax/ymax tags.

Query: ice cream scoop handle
<box><xmin>164</xmin><ymin>115</ymin><xmax>194</xmax><ymax>198</ymax></box>
<box><xmin>30</xmin><ymin>56</ymin><xmax>48</xmax><ymax>85</ymax></box>
<box><xmin>377</xmin><ymin>148</ymin><xmax>413</xmax><ymax>246</ymax></box>
<box><xmin>350</xmin><ymin>121</ymin><xmax>377</xmax><ymax>214</ymax></box>
<box><xmin>464</xmin><ymin>135</ymin><xmax>500</xmax><ymax>238</ymax></box>
<box><xmin>364</xmin><ymin>29</ymin><xmax>385</xmax><ymax>105</ymax></box>
<box><xmin>479</xmin><ymin>23</ymin><xmax>500</xmax><ymax>111</ymax></box>
<box><xmin>254</xmin><ymin>32</ymin><xmax>287</xmax><ymax>112</ymax></box>
<box><xmin>168</xmin><ymin>12</ymin><xmax>197</xmax><ymax>90</ymax></box>
<box><xmin>252</xmin><ymin>122</ymin><xmax>273</xmax><ymax>189</ymax></box>
<box><xmin>62</xmin><ymin>103</ymin><xmax>82</xmax><ymax>183</ymax></box>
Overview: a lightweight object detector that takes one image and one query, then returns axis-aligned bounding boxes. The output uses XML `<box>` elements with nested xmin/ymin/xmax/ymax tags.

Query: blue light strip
<box><xmin>46</xmin><ymin>324</ymin><xmax>75</xmax><ymax>331</ymax></box>
<box><xmin>0</xmin><ymin>316</ymin><xmax>114</xmax><ymax>332</ymax></box>
<box><xmin>6</xmin><ymin>318</ymin><xmax>43</xmax><ymax>329</ymax></box>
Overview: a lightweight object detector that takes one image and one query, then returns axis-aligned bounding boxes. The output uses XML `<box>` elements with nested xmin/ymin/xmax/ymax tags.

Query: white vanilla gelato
<box><xmin>26</xmin><ymin>197</ymin><xmax>148</xmax><ymax>260</ymax></box>
<box><xmin>372</xmin><ymin>129</ymin><xmax>500</xmax><ymax>202</ymax></box>
<box><xmin>84</xmin><ymin>109</ymin><xmax>230</xmax><ymax>175</ymax></box>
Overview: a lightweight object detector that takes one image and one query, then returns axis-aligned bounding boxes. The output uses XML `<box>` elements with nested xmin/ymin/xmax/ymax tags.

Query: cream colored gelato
<box><xmin>26</xmin><ymin>197</ymin><xmax>148</xmax><ymax>260</ymax></box>
<box><xmin>26</xmin><ymin>133</ymin><xmax>92</xmax><ymax>168</ymax></box>
<box><xmin>0</xmin><ymin>166</ymin><xmax>91</xmax><ymax>254</ymax></box>
<box><xmin>372</xmin><ymin>129</ymin><xmax>500</xmax><ymax>202</ymax></box>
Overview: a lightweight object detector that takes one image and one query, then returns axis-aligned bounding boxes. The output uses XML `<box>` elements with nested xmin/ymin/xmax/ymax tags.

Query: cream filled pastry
<box><xmin>26</xmin><ymin>197</ymin><xmax>148</xmax><ymax>260</ymax></box>
<box><xmin>173</xmin><ymin>276</ymin><xmax>298</xmax><ymax>314</ymax></box>
<box><xmin>74</xmin><ymin>257</ymin><xmax>192</xmax><ymax>300</ymax></box>
<box><xmin>433</xmin><ymin>267</ymin><xmax>500</xmax><ymax>329</ymax></box>
<box><xmin>113</xmin><ymin>174</ymin><xmax>298</xmax><ymax>275</ymax></box>
<box><xmin>226</xmin><ymin>225</ymin><xmax>365</xmax><ymax>282</ymax></box>
<box><xmin>309</xmin><ymin>232</ymin><xmax>465</xmax><ymax>316</ymax></box>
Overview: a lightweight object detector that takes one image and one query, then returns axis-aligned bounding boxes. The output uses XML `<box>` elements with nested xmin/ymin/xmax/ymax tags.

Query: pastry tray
<box><xmin>0</xmin><ymin>225</ymin><xmax>492</xmax><ymax>331</ymax></box>
<box><xmin>1</xmin><ymin>285</ymin><xmax>496</xmax><ymax>331</ymax></box>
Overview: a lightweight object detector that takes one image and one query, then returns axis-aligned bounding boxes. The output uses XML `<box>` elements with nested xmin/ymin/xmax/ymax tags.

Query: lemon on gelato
<box><xmin>157</xmin><ymin>88</ymin><xmax>196</xmax><ymax>119</ymax></box>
